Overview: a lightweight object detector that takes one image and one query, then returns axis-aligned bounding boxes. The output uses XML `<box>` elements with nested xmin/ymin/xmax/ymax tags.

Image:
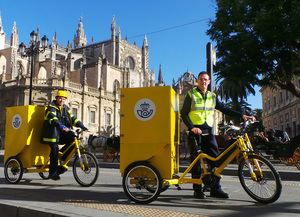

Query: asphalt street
<box><xmin>0</xmin><ymin>164</ymin><xmax>300</xmax><ymax>217</ymax></box>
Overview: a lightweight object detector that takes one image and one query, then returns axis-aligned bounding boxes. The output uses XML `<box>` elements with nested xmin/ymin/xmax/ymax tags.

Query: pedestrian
<box><xmin>180</xmin><ymin>71</ymin><xmax>255</xmax><ymax>199</ymax></box>
<box><xmin>41</xmin><ymin>90</ymin><xmax>88</xmax><ymax>180</ymax></box>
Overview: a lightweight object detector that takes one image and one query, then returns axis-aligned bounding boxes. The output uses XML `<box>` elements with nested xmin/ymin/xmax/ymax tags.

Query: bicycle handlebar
<box><xmin>221</xmin><ymin>119</ymin><xmax>259</xmax><ymax>135</ymax></box>
<box><xmin>69</xmin><ymin>128</ymin><xmax>84</xmax><ymax>137</ymax></box>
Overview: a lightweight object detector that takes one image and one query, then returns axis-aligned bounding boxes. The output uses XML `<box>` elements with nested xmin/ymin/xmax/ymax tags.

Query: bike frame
<box><xmin>164</xmin><ymin>133</ymin><xmax>262</xmax><ymax>186</ymax></box>
<box><xmin>24</xmin><ymin>132</ymin><xmax>86</xmax><ymax>173</ymax></box>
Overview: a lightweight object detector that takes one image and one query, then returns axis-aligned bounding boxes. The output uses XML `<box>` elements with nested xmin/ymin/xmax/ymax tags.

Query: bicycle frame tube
<box><xmin>74</xmin><ymin>138</ymin><xmax>86</xmax><ymax>171</ymax></box>
<box><xmin>164</xmin><ymin>133</ymin><xmax>263</xmax><ymax>187</ymax></box>
<box><xmin>240</xmin><ymin>133</ymin><xmax>263</xmax><ymax>181</ymax></box>
<box><xmin>165</xmin><ymin>139</ymin><xmax>242</xmax><ymax>186</ymax></box>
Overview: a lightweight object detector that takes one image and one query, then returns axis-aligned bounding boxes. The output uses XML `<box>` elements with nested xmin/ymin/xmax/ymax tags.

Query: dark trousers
<box><xmin>49</xmin><ymin>131</ymin><xmax>75</xmax><ymax>175</ymax></box>
<box><xmin>188</xmin><ymin>132</ymin><xmax>221</xmax><ymax>192</ymax></box>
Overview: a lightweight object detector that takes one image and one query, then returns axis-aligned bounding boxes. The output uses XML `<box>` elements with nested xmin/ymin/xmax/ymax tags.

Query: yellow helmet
<box><xmin>56</xmin><ymin>90</ymin><xmax>68</xmax><ymax>98</ymax></box>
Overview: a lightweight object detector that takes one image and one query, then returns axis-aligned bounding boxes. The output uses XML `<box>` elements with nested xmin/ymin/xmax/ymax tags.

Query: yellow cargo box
<box><xmin>120</xmin><ymin>86</ymin><xmax>179</xmax><ymax>179</ymax></box>
<box><xmin>4</xmin><ymin>105</ymin><xmax>50</xmax><ymax>168</ymax></box>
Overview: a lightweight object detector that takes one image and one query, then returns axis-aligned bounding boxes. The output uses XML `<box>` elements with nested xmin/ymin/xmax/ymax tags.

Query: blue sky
<box><xmin>1</xmin><ymin>0</ymin><xmax>262</xmax><ymax>109</ymax></box>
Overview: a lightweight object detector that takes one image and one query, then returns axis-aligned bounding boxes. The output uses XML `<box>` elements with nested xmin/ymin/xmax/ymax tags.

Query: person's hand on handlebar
<box><xmin>60</xmin><ymin>124</ymin><xmax>70</xmax><ymax>132</ymax></box>
<box><xmin>242</xmin><ymin>115</ymin><xmax>256</xmax><ymax>122</ymax></box>
<box><xmin>191</xmin><ymin>127</ymin><xmax>202</xmax><ymax>135</ymax></box>
<box><xmin>81</xmin><ymin>126</ymin><xmax>88</xmax><ymax>131</ymax></box>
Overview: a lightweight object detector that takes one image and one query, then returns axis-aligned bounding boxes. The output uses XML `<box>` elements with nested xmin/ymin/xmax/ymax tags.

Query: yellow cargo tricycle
<box><xmin>4</xmin><ymin>105</ymin><xmax>99</xmax><ymax>186</ymax></box>
<box><xmin>120</xmin><ymin>86</ymin><xmax>282</xmax><ymax>204</ymax></box>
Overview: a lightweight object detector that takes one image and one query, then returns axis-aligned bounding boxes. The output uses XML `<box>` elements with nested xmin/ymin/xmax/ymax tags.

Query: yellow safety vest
<box><xmin>188</xmin><ymin>89</ymin><xmax>216</xmax><ymax>127</ymax></box>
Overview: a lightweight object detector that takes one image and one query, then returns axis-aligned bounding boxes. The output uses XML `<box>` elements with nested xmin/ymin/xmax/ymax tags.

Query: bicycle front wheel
<box><xmin>73</xmin><ymin>151</ymin><xmax>99</xmax><ymax>187</ymax></box>
<box><xmin>238</xmin><ymin>155</ymin><xmax>282</xmax><ymax>204</ymax></box>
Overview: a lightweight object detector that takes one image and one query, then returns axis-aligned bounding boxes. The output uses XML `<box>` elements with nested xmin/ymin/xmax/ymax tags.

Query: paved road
<box><xmin>1</xmin><ymin>166</ymin><xmax>300</xmax><ymax>217</ymax></box>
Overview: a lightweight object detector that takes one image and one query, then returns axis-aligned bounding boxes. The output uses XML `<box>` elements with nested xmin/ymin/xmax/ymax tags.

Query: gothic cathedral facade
<box><xmin>0</xmin><ymin>16</ymin><xmax>155</xmax><ymax>140</ymax></box>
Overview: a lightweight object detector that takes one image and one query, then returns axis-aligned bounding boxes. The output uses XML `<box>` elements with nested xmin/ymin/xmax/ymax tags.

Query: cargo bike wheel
<box><xmin>122</xmin><ymin>161</ymin><xmax>162</xmax><ymax>204</ymax></box>
<box><xmin>73</xmin><ymin>151</ymin><xmax>99</xmax><ymax>187</ymax></box>
<box><xmin>238</xmin><ymin>155</ymin><xmax>282</xmax><ymax>204</ymax></box>
<box><xmin>4</xmin><ymin>157</ymin><xmax>23</xmax><ymax>184</ymax></box>
<box><xmin>39</xmin><ymin>172</ymin><xmax>50</xmax><ymax>179</ymax></box>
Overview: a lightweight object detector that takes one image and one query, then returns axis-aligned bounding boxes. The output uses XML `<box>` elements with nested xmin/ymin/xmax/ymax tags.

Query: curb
<box><xmin>0</xmin><ymin>203</ymin><xmax>67</xmax><ymax>217</ymax></box>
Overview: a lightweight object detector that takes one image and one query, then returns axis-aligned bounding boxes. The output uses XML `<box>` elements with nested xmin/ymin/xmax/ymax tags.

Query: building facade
<box><xmin>0</xmin><ymin>16</ymin><xmax>155</xmax><ymax>141</ymax></box>
<box><xmin>260</xmin><ymin>77</ymin><xmax>300</xmax><ymax>138</ymax></box>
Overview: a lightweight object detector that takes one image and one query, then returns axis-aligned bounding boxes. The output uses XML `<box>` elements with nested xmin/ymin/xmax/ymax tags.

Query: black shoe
<box><xmin>203</xmin><ymin>185</ymin><xmax>211</xmax><ymax>192</ymax></box>
<box><xmin>210</xmin><ymin>189</ymin><xmax>229</xmax><ymax>199</ymax></box>
<box><xmin>57</xmin><ymin>166</ymin><xmax>67</xmax><ymax>175</ymax></box>
<box><xmin>49</xmin><ymin>172</ymin><xmax>60</xmax><ymax>181</ymax></box>
<box><xmin>194</xmin><ymin>191</ymin><xmax>206</xmax><ymax>199</ymax></box>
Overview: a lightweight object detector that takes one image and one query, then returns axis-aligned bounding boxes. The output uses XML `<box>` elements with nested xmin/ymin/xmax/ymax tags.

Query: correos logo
<box><xmin>134</xmin><ymin>98</ymin><xmax>156</xmax><ymax>121</ymax></box>
<box><xmin>12</xmin><ymin>114</ymin><xmax>22</xmax><ymax>130</ymax></box>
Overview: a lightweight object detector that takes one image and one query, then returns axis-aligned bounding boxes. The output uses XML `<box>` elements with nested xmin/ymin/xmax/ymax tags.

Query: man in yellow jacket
<box><xmin>181</xmin><ymin>71</ymin><xmax>255</xmax><ymax>199</ymax></box>
<box><xmin>41</xmin><ymin>90</ymin><xmax>87</xmax><ymax>180</ymax></box>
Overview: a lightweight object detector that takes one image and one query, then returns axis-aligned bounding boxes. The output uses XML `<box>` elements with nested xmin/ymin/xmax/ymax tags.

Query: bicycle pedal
<box><xmin>175</xmin><ymin>184</ymin><xmax>182</xmax><ymax>190</ymax></box>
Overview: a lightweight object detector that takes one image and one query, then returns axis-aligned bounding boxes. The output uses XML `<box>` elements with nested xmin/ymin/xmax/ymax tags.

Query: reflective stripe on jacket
<box><xmin>187</xmin><ymin>89</ymin><xmax>216</xmax><ymax>127</ymax></box>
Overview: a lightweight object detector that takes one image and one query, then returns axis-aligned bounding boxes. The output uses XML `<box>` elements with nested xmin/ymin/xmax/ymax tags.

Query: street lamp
<box><xmin>19</xmin><ymin>31</ymin><xmax>48</xmax><ymax>105</ymax></box>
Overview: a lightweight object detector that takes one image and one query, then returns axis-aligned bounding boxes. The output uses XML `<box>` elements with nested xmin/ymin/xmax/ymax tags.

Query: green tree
<box><xmin>207</xmin><ymin>0</ymin><xmax>300</xmax><ymax>98</ymax></box>
<box><xmin>252</xmin><ymin>109</ymin><xmax>263</xmax><ymax>122</ymax></box>
<box><xmin>217</xmin><ymin>75</ymin><xmax>255</xmax><ymax>124</ymax></box>
<box><xmin>217</xmin><ymin>76</ymin><xmax>255</xmax><ymax>111</ymax></box>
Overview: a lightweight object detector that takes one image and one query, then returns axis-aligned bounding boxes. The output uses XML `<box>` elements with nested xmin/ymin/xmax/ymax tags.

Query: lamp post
<box><xmin>19</xmin><ymin>31</ymin><xmax>48</xmax><ymax>105</ymax></box>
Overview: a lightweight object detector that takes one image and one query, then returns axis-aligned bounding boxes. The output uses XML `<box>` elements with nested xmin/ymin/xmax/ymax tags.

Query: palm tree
<box><xmin>216</xmin><ymin>75</ymin><xmax>255</xmax><ymax>124</ymax></box>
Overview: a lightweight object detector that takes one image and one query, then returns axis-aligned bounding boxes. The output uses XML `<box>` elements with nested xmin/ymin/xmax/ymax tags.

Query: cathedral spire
<box><xmin>53</xmin><ymin>32</ymin><xmax>57</xmax><ymax>44</ymax></box>
<box><xmin>0</xmin><ymin>12</ymin><xmax>4</xmax><ymax>33</ymax></box>
<box><xmin>10</xmin><ymin>21</ymin><xmax>19</xmax><ymax>47</ymax></box>
<box><xmin>118</xmin><ymin>27</ymin><xmax>121</xmax><ymax>41</ymax></box>
<box><xmin>111</xmin><ymin>16</ymin><xmax>117</xmax><ymax>38</ymax></box>
<box><xmin>142</xmin><ymin>34</ymin><xmax>148</xmax><ymax>48</ymax></box>
<box><xmin>74</xmin><ymin>16</ymin><xmax>87</xmax><ymax>48</ymax></box>
<box><xmin>36</xmin><ymin>27</ymin><xmax>40</xmax><ymax>43</ymax></box>
<box><xmin>67</xmin><ymin>40</ymin><xmax>72</xmax><ymax>50</ymax></box>
<box><xmin>0</xmin><ymin>12</ymin><xmax>6</xmax><ymax>49</ymax></box>
<box><xmin>158</xmin><ymin>64</ymin><xmax>165</xmax><ymax>86</ymax></box>
<box><xmin>101</xmin><ymin>43</ymin><xmax>106</xmax><ymax>60</ymax></box>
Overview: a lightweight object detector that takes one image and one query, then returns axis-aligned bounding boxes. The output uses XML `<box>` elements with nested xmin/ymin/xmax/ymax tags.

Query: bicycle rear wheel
<box><xmin>238</xmin><ymin>155</ymin><xmax>282</xmax><ymax>204</ymax></box>
<box><xmin>73</xmin><ymin>151</ymin><xmax>99</xmax><ymax>187</ymax></box>
<box><xmin>4</xmin><ymin>157</ymin><xmax>23</xmax><ymax>184</ymax></box>
<box><xmin>122</xmin><ymin>161</ymin><xmax>162</xmax><ymax>204</ymax></box>
<box><xmin>39</xmin><ymin>172</ymin><xmax>50</xmax><ymax>179</ymax></box>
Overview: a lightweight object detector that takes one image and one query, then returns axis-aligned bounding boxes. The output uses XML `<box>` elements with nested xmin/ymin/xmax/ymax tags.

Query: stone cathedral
<box><xmin>0</xmin><ymin>16</ymin><xmax>156</xmax><ymax>140</ymax></box>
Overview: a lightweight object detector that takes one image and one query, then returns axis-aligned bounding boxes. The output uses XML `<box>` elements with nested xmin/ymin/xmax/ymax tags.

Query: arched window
<box><xmin>38</xmin><ymin>66</ymin><xmax>47</xmax><ymax>79</ymax></box>
<box><xmin>56</xmin><ymin>62</ymin><xmax>63</xmax><ymax>76</ymax></box>
<box><xmin>70</xmin><ymin>101</ymin><xmax>80</xmax><ymax>119</ymax></box>
<box><xmin>113</xmin><ymin>79</ymin><xmax>120</xmax><ymax>94</ymax></box>
<box><xmin>74</xmin><ymin>58</ymin><xmax>82</xmax><ymax>70</ymax></box>
<box><xmin>88</xmin><ymin>105</ymin><xmax>97</xmax><ymax>124</ymax></box>
<box><xmin>0</xmin><ymin>55</ymin><xmax>7</xmax><ymax>75</ymax></box>
<box><xmin>124</xmin><ymin>56</ymin><xmax>135</xmax><ymax>70</ymax></box>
